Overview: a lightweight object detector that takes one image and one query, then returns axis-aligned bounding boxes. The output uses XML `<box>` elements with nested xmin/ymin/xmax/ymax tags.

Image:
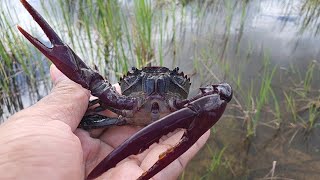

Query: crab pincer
<box><xmin>87</xmin><ymin>83</ymin><xmax>232</xmax><ymax>180</ymax></box>
<box><xmin>18</xmin><ymin>0</ymin><xmax>137</xmax><ymax>110</ymax></box>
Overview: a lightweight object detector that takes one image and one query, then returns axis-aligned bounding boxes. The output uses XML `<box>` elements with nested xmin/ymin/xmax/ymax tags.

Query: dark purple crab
<box><xmin>79</xmin><ymin>66</ymin><xmax>192</xmax><ymax>129</ymax></box>
<box><xmin>17</xmin><ymin>0</ymin><xmax>232</xmax><ymax>180</ymax></box>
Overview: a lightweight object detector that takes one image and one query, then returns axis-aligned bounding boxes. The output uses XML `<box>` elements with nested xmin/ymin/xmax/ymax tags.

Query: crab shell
<box><xmin>119</xmin><ymin>67</ymin><xmax>191</xmax><ymax>125</ymax></box>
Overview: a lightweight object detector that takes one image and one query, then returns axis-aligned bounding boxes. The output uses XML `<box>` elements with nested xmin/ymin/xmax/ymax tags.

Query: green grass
<box><xmin>300</xmin><ymin>0</ymin><xmax>320</xmax><ymax>35</ymax></box>
<box><xmin>250</xmin><ymin>54</ymin><xmax>277</xmax><ymax>136</ymax></box>
<box><xmin>133</xmin><ymin>0</ymin><xmax>154</xmax><ymax>67</ymax></box>
<box><xmin>0</xmin><ymin>2</ymin><xmax>50</xmax><ymax>114</ymax></box>
<box><xmin>205</xmin><ymin>145</ymin><xmax>227</xmax><ymax>173</ymax></box>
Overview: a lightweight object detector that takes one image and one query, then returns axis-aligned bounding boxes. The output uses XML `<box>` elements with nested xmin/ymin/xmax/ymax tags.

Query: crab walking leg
<box><xmin>18</xmin><ymin>0</ymin><xmax>137</xmax><ymax>110</ymax></box>
<box><xmin>79</xmin><ymin>114</ymin><xmax>127</xmax><ymax>129</ymax></box>
<box><xmin>87</xmin><ymin>90</ymin><xmax>230</xmax><ymax>179</ymax></box>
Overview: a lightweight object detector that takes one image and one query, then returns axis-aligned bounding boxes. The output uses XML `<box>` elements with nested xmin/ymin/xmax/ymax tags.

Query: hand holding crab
<box><xmin>0</xmin><ymin>65</ymin><xmax>210</xmax><ymax>180</ymax></box>
<box><xmin>17</xmin><ymin>0</ymin><xmax>232</xmax><ymax>179</ymax></box>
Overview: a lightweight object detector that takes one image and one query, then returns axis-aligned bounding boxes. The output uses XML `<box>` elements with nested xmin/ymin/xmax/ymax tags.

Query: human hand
<box><xmin>0</xmin><ymin>65</ymin><xmax>210</xmax><ymax>180</ymax></box>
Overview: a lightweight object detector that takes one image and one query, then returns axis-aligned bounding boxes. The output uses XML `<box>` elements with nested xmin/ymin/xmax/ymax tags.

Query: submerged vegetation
<box><xmin>0</xmin><ymin>0</ymin><xmax>319</xmax><ymax>179</ymax></box>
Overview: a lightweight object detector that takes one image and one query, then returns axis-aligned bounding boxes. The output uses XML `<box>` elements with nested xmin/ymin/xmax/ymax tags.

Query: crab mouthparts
<box><xmin>151</xmin><ymin>102</ymin><xmax>160</xmax><ymax>114</ymax></box>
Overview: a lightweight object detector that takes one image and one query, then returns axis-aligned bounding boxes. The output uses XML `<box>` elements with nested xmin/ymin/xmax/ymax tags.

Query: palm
<box><xmin>75</xmin><ymin>124</ymin><xmax>203</xmax><ymax>180</ymax></box>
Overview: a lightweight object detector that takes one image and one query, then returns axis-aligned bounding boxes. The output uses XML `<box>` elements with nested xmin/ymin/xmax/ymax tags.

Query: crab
<box><xmin>79</xmin><ymin>66</ymin><xmax>192</xmax><ymax>129</ymax></box>
<box><xmin>17</xmin><ymin>0</ymin><xmax>233</xmax><ymax>180</ymax></box>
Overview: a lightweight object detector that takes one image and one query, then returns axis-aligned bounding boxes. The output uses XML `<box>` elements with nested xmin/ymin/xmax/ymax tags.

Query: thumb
<box><xmin>33</xmin><ymin>64</ymin><xmax>90</xmax><ymax>130</ymax></box>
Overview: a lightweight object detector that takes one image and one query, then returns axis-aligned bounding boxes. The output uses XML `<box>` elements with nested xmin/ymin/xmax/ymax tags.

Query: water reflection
<box><xmin>1</xmin><ymin>0</ymin><xmax>319</xmax><ymax>179</ymax></box>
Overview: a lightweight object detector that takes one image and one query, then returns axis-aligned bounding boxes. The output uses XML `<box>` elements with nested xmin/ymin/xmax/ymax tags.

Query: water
<box><xmin>1</xmin><ymin>0</ymin><xmax>320</xmax><ymax>179</ymax></box>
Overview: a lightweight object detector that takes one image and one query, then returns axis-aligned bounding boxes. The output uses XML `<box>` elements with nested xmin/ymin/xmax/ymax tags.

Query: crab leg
<box><xmin>79</xmin><ymin>114</ymin><xmax>127</xmax><ymax>129</ymax></box>
<box><xmin>18</xmin><ymin>0</ymin><xmax>137</xmax><ymax>110</ymax></box>
<box><xmin>87</xmin><ymin>83</ymin><xmax>232</xmax><ymax>180</ymax></box>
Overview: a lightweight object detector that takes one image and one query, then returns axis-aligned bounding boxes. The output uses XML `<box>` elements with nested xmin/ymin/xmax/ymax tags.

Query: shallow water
<box><xmin>1</xmin><ymin>0</ymin><xmax>320</xmax><ymax>179</ymax></box>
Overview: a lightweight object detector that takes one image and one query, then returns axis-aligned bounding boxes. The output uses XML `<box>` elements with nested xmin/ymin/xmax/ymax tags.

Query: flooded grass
<box><xmin>0</xmin><ymin>3</ymin><xmax>50</xmax><ymax>118</ymax></box>
<box><xmin>1</xmin><ymin>0</ymin><xmax>320</xmax><ymax>179</ymax></box>
<box><xmin>133</xmin><ymin>0</ymin><xmax>154</xmax><ymax>66</ymax></box>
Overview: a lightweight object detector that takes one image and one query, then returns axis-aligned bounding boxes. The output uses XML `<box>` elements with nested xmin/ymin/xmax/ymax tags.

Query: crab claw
<box><xmin>18</xmin><ymin>0</ymin><xmax>101</xmax><ymax>89</ymax></box>
<box><xmin>18</xmin><ymin>0</ymin><xmax>137</xmax><ymax>110</ymax></box>
<box><xmin>87</xmin><ymin>83</ymin><xmax>232</xmax><ymax>180</ymax></box>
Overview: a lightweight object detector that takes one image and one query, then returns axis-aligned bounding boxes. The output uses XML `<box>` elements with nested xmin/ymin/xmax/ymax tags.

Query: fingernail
<box><xmin>50</xmin><ymin>64</ymin><xmax>67</xmax><ymax>85</ymax></box>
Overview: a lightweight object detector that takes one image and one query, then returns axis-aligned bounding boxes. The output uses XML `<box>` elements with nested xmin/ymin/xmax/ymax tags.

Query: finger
<box><xmin>43</xmin><ymin>64</ymin><xmax>90</xmax><ymax>129</ymax></box>
<box><xmin>50</xmin><ymin>63</ymin><xmax>66</xmax><ymax>85</ymax></box>
<box><xmin>97</xmin><ymin>159</ymin><xmax>143</xmax><ymax>180</ymax></box>
<box><xmin>140</xmin><ymin>130</ymin><xmax>210</xmax><ymax>179</ymax></box>
<box><xmin>113</xmin><ymin>83</ymin><xmax>121</xmax><ymax>94</ymax></box>
<box><xmin>98</xmin><ymin>126</ymin><xmax>142</xmax><ymax>148</ymax></box>
<box><xmin>176</xmin><ymin>130</ymin><xmax>210</xmax><ymax>168</ymax></box>
<box><xmin>74</xmin><ymin>129</ymin><xmax>114</xmax><ymax>176</ymax></box>
<box><xmin>126</xmin><ymin>129</ymin><xmax>183</xmax><ymax>164</ymax></box>
<box><xmin>139</xmin><ymin>130</ymin><xmax>185</xmax><ymax>170</ymax></box>
<box><xmin>11</xmin><ymin>64</ymin><xmax>90</xmax><ymax>131</ymax></box>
